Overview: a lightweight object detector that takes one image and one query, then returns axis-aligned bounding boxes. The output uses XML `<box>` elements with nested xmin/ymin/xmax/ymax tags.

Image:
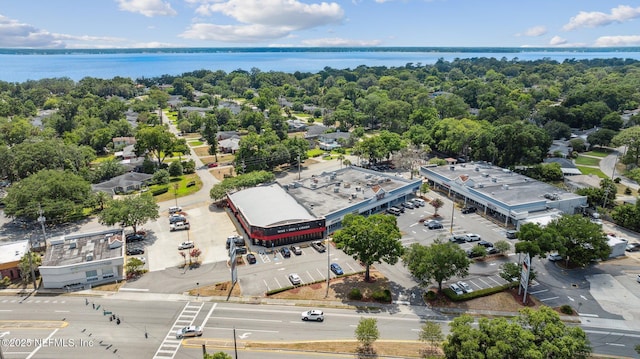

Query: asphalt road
<box><xmin>2</xmin><ymin>296</ymin><xmax>639</xmax><ymax>359</ymax></box>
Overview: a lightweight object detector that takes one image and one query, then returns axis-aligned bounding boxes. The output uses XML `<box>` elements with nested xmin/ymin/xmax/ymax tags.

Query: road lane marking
<box><xmin>529</xmin><ymin>289</ymin><xmax>548</xmax><ymax>294</ymax></box>
<box><xmin>201</xmin><ymin>303</ymin><xmax>217</xmax><ymax>328</ymax></box>
<box><xmin>539</xmin><ymin>296</ymin><xmax>559</xmax><ymax>301</ymax></box>
<box><xmin>211</xmin><ymin>317</ymin><xmax>281</xmax><ymax>323</ymax></box>
<box><xmin>578</xmin><ymin>313</ymin><xmax>598</xmax><ymax>317</ymax></box>
<box><xmin>26</xmin><ymin>328</ymin><xmax>58</xmax><ymax>359</ymax></box>
<box><xmin>120</xmin><ymin>288</ymin><xmax>149</xmax><ymax>292</ymax></box>
<box><xmin>606</xmin><ymin>343</ymin><xmax>625</xmax><ymax>347</ymax></box>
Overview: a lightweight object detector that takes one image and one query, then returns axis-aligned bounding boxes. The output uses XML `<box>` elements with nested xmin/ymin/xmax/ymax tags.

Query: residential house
<box><xmin>112</xmin><ymin>137</ymin><xmax>136</xmax><ymax>149</ymax></box>
<box><xmin>219</xmin><ymin>136</ymin><xmax>241</xmax><ymax>154</ymax></box>
<box><xmin>91</xmin><ymin>172</ymin><xmax>154</xmax><ymax>196</ymax></box>
<box><xmin>318</xmin><ymin>131</ymin><xmax>350</xmax><ymax>151</ymax></box>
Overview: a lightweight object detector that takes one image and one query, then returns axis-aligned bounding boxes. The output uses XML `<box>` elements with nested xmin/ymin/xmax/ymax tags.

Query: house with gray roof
<box><xmin>91</xmin><ymin>172</ymin><xmax>154</xmax><ymax>196</ymax></box>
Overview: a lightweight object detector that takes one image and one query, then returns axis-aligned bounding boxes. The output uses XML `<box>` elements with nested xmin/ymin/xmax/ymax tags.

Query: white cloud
<box><xmin>0</xmin><ymin>14</ymin><xmax>128</xmax><ymax>48</ymax></box>
<box><xmin>180</xmin><ymin>23</ymin><xmax>291</xmax><ymax>42</ymax></box>
<box><xmin>204</xmin><ymin>0</ymin><xmax>343</xmax><ymax>29</ymax></box>
<box><xmin>516</xmin><ymin>26</ymin><xmax>547</xmax><ymax>37</ymax></box>
<box><xmin>300</xmin><ymin>37</ymin><xmax>382</xmax><ymax>46</ymax></box>
<box><xmin>548</xmin><ymin>35</ymin><xmax>567</xmax><ymax>46</ymax></box>
<box><xmin>594</xmin><ymin>35</ymin><xmax>640</xmax><ymax>47</ymax></box>
<box><xmin>182</xmin><ymin>0</ymin><xmax>344</xmax><ymax>43</ymax></box>
<box><xmin>116</xmin><ymin>0</ymin><xmax>177</xmax><ymax>17</ymax></box>
<box><xmin>563</xmin><ymin>5</ymin><xmax>640</xmax><ymax>31</ymax></box>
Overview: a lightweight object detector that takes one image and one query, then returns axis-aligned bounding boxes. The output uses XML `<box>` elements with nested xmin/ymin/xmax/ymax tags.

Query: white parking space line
<box><xmin>274</xmin><ymin>277</ymin><xmax>281</xmax><ymax>288</ymax></box>
<box><xmin>306</xmin><ymin>270</ymin><xmax>315</xmax><ymax>282</ymax></box>
<box><xmin>477</xmin><ymin>278</ymin><xmax>490</xmax><ymax>287</ymax></box>
<box><xmin>539</xmin><ymin>296</ymin><xmax>559</xmax><ymax>302</ymax></box>
<box><xmin>316</xmin><ymin>267</ymin><xmax>325</xmax><ymax>278</ymax></box>
<box><xmin>488</xmin><ymin>277</ymin><xmax>503</xmax><ymax>285</ymax></box>
<box><xmin>346</xmin><ymin>263</ymin><xmax>357</xmax><ymax>272</ymax></box>
<box><xmin>468</xmin><ymin>280</ymin><xmax>481</xmax><ymax>289</ymax></box>
<box><xmin>529</xmin><ymin>289</ymin><xmax>548</xmax><ymax>295</ymax></box>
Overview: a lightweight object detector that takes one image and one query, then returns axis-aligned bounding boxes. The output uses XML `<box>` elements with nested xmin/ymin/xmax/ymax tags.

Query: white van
<box><xmin>170</xmin><ymin>221</ymin><xmax>190</xmax><ymax>231</ymax></box>
<box><xmin>412</xmin><ymin>198</ymin><xmax>426</xmax><ymax>207</ymax></box>
<box><xmin>169</xmin><ymin>206</ymin><xmax>182</xmax><ymax>214</ymax></box>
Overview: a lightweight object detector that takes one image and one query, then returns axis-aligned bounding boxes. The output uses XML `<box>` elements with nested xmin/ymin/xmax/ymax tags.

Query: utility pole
<box><xmin>325</xmin><ymin>238</ymin><xmax>330</xmax><ymax>298</ymax></box>
<box><xmin>297</xmin><ymin>154</ymin><xmax>301</xmax><ymax>180</ymax></box>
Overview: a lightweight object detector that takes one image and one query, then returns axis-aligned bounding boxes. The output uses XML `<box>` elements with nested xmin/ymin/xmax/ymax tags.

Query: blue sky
<box><xmin>1</xmin><ymin>0</ymin><xmax>639</xmax><ymax>48</ymax></box>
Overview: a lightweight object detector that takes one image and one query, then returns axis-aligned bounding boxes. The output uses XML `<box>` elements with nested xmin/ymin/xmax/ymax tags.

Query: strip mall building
<box><xmin>227</xmin><ymin>166</ymin><xmax>422</xmax><ymax>247</ymax></box>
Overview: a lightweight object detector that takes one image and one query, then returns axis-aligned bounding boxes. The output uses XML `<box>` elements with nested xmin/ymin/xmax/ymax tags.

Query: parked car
<box><xmin>487</xmin><ymin>247</ymin><xmax>499</xmax><ymax>255</ymax></box>
<box><xmin>478</xmin><ymin>240</ymin><xmax>494</xmax><ymax>248</ymax></box>
<box><xmin>246</xmin><ymin>253</ymin><xmax>257</xmax><ymax>264</ymax></box>
<box><xmin>125</xmin><ymin>233</ymin><xmax>145</xmax><ymax>242</ymax></box>
<box><xmin>280</xmin><ymin>247</ymin><xmax>291</xmax><ymax>258</ymax></box>
<box><xmin>290</xmin><ymin>245</ymin><xmax>302</xmax><ymax>255</ymax></box>
<box><xmin>235</xmin><ymin>247</ymin><xmax>247</xmax><ymax>255</ymax></box>
<box><xmin>465</xmin><ymin>233</ymin><xmax>481</xmax><ymax>242</ymax></box>
<box><xmin>449</xmin><ymin>283</ymin><xmax>464</xmax><ymax>295</ymax></box>
<box><xmin>170</xmin><ymin>221</ymin><xmax>190</xmax><ymax>231</ymax></box>
<box><xmin>289</xmin><ymin>273</ymin><xmax>302</xmax><ymax>285</ymax></box>
<box><xmin>175</xmin><ymin>325</ymin><xmax>202</xmax><ymax>339</ymax></box>
<box><xmin>450</xmin><ymin>234</ymin><xmax>467</xmax><ymax>244</ymax></box>
<box><xmin>126</xmin><ymin>248</ymin><xmax>144</xmax><ymax>255</ymax></box>
<box><xmin>412</xmin><ymin>198</ymin><xmax>426</xmax><ymax>207</ymax></box>
<box><xmin>402</xmin><ymin>201</ymin><xmax>415</xmax><ymax>209</ymax></box>
<box><xmin>425</xmin><ymin>220</ymin><xmax>443</xmax><ymax>229</ymax></box>
<box><xmin>457</xmin><ymin>281</ymin><xmax>473</xmax><ymax>293</ymax></box>
<box><xmin>386</xmin><ymin>207</ymin><xmax>401</xmax><ymax>216</ymax></box>
<box><xmin>207</xmin><ymin>162</ymin><xmax>219</xmax><ymax>168</ymax></box>
<box><xmin>178</xmin><ymin>241</ymin><xmax>194</xmax><ymax>250</ymax></box>
<box><xmin>168</xmin><ymin>206</ymin><xmax>182</xmax><ymax>214</ymax></box>
<box><xmin>506</xmin><ymin>230</ymin><xmax>518</xmax><ymax>239</ymax></box>
<box><xmin>461</xmin><ymin>207</ymin><xmax>477</xmax><ymax>214</ymax></box>
<box><xmin>548</xmin><ymin>253</ymin><xmax>563</xmax><ymax>261</ymax></box>
<box><xmin>626</xmin><ymin>243</ymin><xmax>640</xmax><ymax>252</ymax></box>
<box><xmin>226</xmin><ymin>235</ymin><xmax>246</xmax><ymax>249</ymax></box>
<box><xmin>301</xmin><ymin>309</ymin><xmax>324</xmax><ymax>322</ymax></box>
<box><xmin>330</xmin><ymin>263</ymin><xmax>344</xmax><ymax>275</ymax></box>
<box><xmin>637</xmin><ymin>274</ymin><xmax>640</xmax><ymax>283</ymax></box>
<box><xmin>311</xmin><ymin>241</ymin><xmax>326</xmax><ymax>253</ymax></box>
<box><xmin>169</xmin><ymin>215</ymin><xmax>187</xmax><ymax>224</ymax></box>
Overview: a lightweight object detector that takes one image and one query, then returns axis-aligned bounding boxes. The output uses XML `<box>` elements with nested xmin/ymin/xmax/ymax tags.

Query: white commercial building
<box><xmin>40</xmin><ymin>229</ymin><xmax>125</xmax><ymax>290</ymax></box>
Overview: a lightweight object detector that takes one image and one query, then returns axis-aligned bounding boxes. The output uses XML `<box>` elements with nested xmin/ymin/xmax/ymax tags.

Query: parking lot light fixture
<box><xmin>325</xmin><ymin>238</ymin><xmax>331</xmax><ymax>298</ymax></box>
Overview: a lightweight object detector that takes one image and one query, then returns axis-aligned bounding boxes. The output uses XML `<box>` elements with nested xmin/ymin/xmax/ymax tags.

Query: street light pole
<box><xmin>325</xmin><ymin>238</ymin><xmax>331</xmax><ymax>298</ymax></box>
<box><xmin>449</xmin><ymin>197</ymin><xmax>455</xmax><ymax>235</ymax></box>
<box><xmin>173</xmin><ymin>183</ymin><xmax>179</xmax><ymax>207</ymax></box>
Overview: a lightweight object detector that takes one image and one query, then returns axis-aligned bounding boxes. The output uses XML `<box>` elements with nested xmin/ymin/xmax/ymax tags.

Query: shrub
<box><xmin>168</xmin><ymin>161</ymin><xmax>183</xmax><ymax>176</ymax></box>
<box><xmin>424</xmin><ymin>290</ymin><xmax>437</xmax><ymax>301</ymax></box>
<box><xmin>0</xmin><ymin>276</ymin><xmax>11</xmax><ymax>288</ymax></box>
<box><xmin>152</xmin><ymin>169</ymin><xmax>170</xmax><ymax>184</ymax></box>
<box><xmin>559</xmin><ymin>304</ymin><xmax>574</xmax><ymax>315</ymax></box>
<box><xmin>371</xmin><ymin>289</ymin><xmax>392</xmax><ymax>303</ymax></box>
<box><xmin>151</xmin><ymin>186</ymin><xmax>169</xmax><ymax>196</ymax></box>
<box><xmin>625</xmin><ymin>187</ymin><xmax>632</xmax><ymax>195</ymax></box>
<box><xmin>614</xmin><ymin>177</ymin><xmax>622</xmax><ymax>183</ymax></box>
<box><xmin>348</xmin><ymin>288</ymin><xmax>363</xmax><ymax>300</ymax></box>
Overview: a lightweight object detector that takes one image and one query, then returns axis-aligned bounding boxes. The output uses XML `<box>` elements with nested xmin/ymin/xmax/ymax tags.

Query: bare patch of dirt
<box><xmin>190</xmin><ymin>281</ymin><xmax>241</xmax><ymax>297</ymax></box>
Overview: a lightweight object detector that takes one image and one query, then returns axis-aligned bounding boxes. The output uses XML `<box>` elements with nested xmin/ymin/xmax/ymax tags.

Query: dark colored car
<box><xmin>126</xmin><ymin>248</ymin><xmax>144</xmax><ymax>255</ymax></box>
<box><xmin>425</xmin><ymin>220</ymin><xmax>443</xmax><ymax>229</ymax></box>
<box><xmin>478</xmin><ymin>240</ymin><xmax>494</xmax><ymax>248</ymax></box>
<box><xmin>125</xmin><ymin>234</ymin><xmax>145</xmax><ymax>242</ymax></box>
<box><xmin>461</xmin><ymin>207</ymin><xmax>477</xmax><ymax>214</ymax></box>
<box><xmin>290</xmin><ymin>245</ymin><xmax>302</xmax><ymax>255</ymax></box>
<box><xmin>280</xmin><ymin>247</ymin><xmax>291</xmax><ymax>258</ymax></box>
<box><xmin>450</xmin><ymin>235</ymin><xmax>467</xmax><ymax>244</ymax></box>
<box><xmin>169</xmin><ymin>215</ymin><xmax>187</xmax><ymax>224</ymax></box>
<box><xmin>246</xmin><ymin>253</ymin><xmax>257</xmax><ymax>264</ymax></box>
<box><xmin>235</xmin><ymin>247</ymin><xmax>247</xmax><ymax>255</ymax></box>
<box><xmin>330</xmin><ymin>263</ymin><xmax>344</xmax><ymax>275</ymax></box>
<box><xmin>226</xmin><ymin>235</ymin><xmax>246</xmax><ymax>249</ymax></box>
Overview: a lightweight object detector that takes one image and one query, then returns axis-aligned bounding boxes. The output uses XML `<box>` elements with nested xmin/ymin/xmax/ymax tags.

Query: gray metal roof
<box><xmin>228</xmin><ymin>184</ymin><xmax>315</xmax><ymax>227</ymax></box>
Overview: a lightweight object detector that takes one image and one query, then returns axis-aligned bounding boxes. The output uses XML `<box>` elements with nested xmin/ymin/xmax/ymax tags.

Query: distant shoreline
<box><xmin>1</xmin><ymin>46</ymin><xmax>639</xmax><ymax>56</ymax></box>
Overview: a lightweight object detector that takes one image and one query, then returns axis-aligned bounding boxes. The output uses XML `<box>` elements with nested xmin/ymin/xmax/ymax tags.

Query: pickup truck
<box><xmin>170</xmin><ymin>221</ymin><xmax>190</xmax><ymax>231</ymax></box>
<box><xmin>311</xmin><ymin>240</ymin><xmax>326</xmax><ymax>253</ymax></box>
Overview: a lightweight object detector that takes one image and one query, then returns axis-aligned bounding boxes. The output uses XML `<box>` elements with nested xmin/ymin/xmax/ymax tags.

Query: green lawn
<box><xmin>583</xmin><ymin>149</ymin><xmax>612</xmax><ymax>158</ymax></box>
<box><xmin>576</xmin><ymin>166</ymin><xmax>608</xmax><ymax>178</ymax></box>
<box><xmin>149</xmin><ymin>173</ymin><xmax>202</xmax><ymax>202</ymax></box>
<box><xmin>188</xmin><ymin>141</ymin><xmax>204</xmax><ymax>146</ymax></box>
<box><xmin>574</xmin><ymin>156</ymin><xmax>601</xmax><ymax>166</ymax></box>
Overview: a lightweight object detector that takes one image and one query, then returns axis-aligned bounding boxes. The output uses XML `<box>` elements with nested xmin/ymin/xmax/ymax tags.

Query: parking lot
<box><xmin>237</xmin><ymin>242</ymin><xmax>364</xmax><ymax>296</ymax></box>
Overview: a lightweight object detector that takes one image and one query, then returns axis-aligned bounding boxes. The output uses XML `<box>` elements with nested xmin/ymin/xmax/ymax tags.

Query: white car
<box><xmin>178</xmin><ymin>241</ymin><xmax>194</xmax><ymax>250</ymax></box>
<box><xmin>289</xmin><ymin>273</ymin><xmax>302</xmax><ymax>285</ymax></box>
<box><xmin>449</xmin><ymin>283</ymin><xmax>464</xmax><ymax>295</ymax></box>
<box><xmin>465</xmin><ymin>233</ymin><xmax>481</xmax><ymax>242</ymax></box>
<box><xmin>301</xmin><ymin>309</ymin><xmax>324</xmax><ymax>322</ymax></box>
<box><xmin>548</xmin><ymin>253</ymin><xmax>563</xmax><ymax>261</ymax></box>
<box><xmin>175</xmin><ymin>325</ymin><xmax>202</xmax><ymax>339</ymax></box>
<box><xmin>457</xmin><ymin>281</ymin><xmax>473</xmax><ymax>293</ymax></box>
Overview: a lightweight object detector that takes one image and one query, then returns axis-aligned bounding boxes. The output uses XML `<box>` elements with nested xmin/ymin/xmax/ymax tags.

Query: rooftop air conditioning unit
<box><xmin>85</xmin><ymin>253</ymin><xmax>93</xmax><ymax>261</ymax></box>
<box><xmin>334</xmin><ymin>187</ymin><xmax>339</xmax><ymax>193</ymax></box>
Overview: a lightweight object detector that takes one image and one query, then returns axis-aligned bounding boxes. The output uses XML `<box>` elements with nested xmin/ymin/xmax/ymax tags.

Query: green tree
<box><xmin>98</xmin><ymin>193</ymin><xmax>160</xmax><ymax>234</ymax></box>
<box><xmin>443</xmin><ymin>307</ymin><xmax>591</xmax><ymax>359</ymax></box>
<box><xmin>3</xmin><ymin>170</ymin><xmax>91</xmax><ymax>223</ymax></box>
<box><xmin>612</xmin><ymin>126</ymin><xmax>640</xmax><ymax>166</ymax></box>
<box><xmin>355</xmin><ymin>317</ymin><xmax>379</xmax><ymax>351</ymax></box>
<box><xmin>168</xmin><ymin>161</ymin><xmax>183</xmax><ymax>177</ymax></box>
<box><xmin>134</xmin><ymin>125</ymin><xmax>176</xmax><ymax>167</ymax></box>
<box><xmin>418</xmin><ymin>320</ymin><xmax>444</xmax><ymax>357</ymax></box>
<box><xmin>126</xmin><ymin>257</ymin><xmax>144</xmax><ymax>274</ymax></box>
<box><xmin>547</xmin><ymin>215</ymin><xmax>611</xmax><ymax>267</ymax></box>
<box><xmin>493</xmin><ymin>240</ymin><xmax>511</xmax><ymax>254</ymax></box>
<box><xmin>204</xmin><ymin>352</ymin><xmax>232</xmax><ymax>359</ymax></box>
<box><xmin>333</xmin><ymin>213</ymin><xmax>404</xmax><ymax>282</ymax></box>
<box><xmin>19</xmin><ymin>252</ymin><xmax>41</xmax><ymax>283</ymax></box>
<box><xmin>91</xmin><ymin>191</ymin><xmax>111</xmax><ymax>211</ymax></box>
<box><xmin>403</xmin><ymin>242</ymin><xmax>470</xmax><ymax>291</ymax></box>
<box><xmin>201</xmin><ymin>114</ymin><xmax>219</xmax><ymax>160</ymax></box>
<box><xmin>514</xmin><ymin>222</ymin><xmax>561</xmax><ymax>259</ymax></box>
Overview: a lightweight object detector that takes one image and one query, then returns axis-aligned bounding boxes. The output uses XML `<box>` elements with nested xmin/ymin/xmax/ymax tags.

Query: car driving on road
<box><xmin>175</xmin><ymin>325</ymin><xmax>202</xmax><ymax>339</ymax></box>
<box><xmin>301</xmin><ymin>309</ymin><xmax>324</xmax><ymax>322</ymax></box>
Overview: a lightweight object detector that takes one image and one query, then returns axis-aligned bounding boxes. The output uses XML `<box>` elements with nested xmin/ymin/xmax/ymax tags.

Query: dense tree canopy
<box><xmin>97</xmin><ymin>193</ymin><xmax>160</xmax><ymax>234</ymax></box>
<box><xmin>403</xmin><ymin>241</ymin><xmax>470</xmax><ymax>291</ymax></box>
<box><xmin>333</xmin><ymin>213</ymin><xmax>404</xmax><ymax>282</ymax></box>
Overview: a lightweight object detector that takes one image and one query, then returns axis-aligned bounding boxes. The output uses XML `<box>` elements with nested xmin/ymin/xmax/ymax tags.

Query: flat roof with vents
<box><xmin>42</xmin><ymin>229</ymin><xmax>123</xmax><ymax>267</ymax></box>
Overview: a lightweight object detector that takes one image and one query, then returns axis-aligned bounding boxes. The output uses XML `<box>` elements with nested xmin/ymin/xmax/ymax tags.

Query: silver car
<box><xmin>289</xmin><ymin>273</ymin><xmax>302</xmax><ymax>285</ymax></box>
<box><xmin>457</xmin><ymin>281</ymin><xmax>473</xmax><ymax>293</ymax></box>
<box><xmin>175</xmin><ymin>325</ymin><xmax>202</xmax><ymax>339</ymax></box>
<box><xmin>449</xmin><ymin>283</ymin><xmax>464</xmax><ymax>295</ymax></box>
